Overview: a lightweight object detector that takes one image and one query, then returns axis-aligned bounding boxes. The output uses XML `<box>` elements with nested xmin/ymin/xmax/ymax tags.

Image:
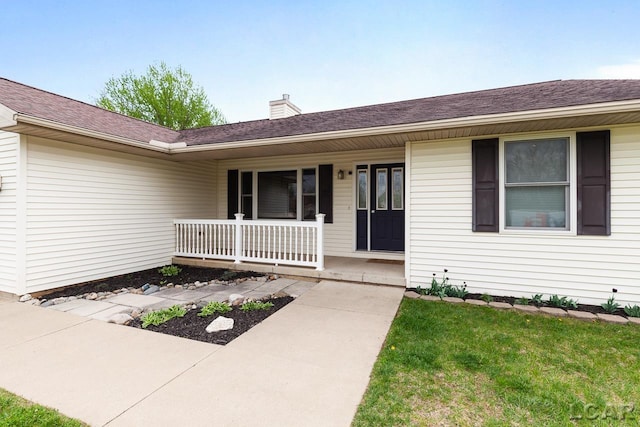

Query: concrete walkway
<box><xmin>0</xmin><ymin>280</ymin><xmax>403</xmax><ymax>426</ymax></box>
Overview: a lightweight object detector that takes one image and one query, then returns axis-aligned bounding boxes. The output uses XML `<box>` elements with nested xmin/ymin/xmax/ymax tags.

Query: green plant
<box><xmin>141</xmin><ymin>305</ymin><xmax>187</xmax><ymax>328</ymax></box>
<box><xmin>240</xmin><ymin>300</ymin><xmax>275</xmax><ymax>312</ymax></box>
<box><xmin>198</xmin><ymin>301</ymin><xmax>232</xmax><ymax>317</ymax></box>
<box><xmin>480</xmin><ymin>293</ymin><xmax>493</xmax><ymax>303</ymax></box>
<box><xmin>601</xmin><ymin>295</ymin><xmax>620</xmax><ymax>314</ymax></box>
<box><xmin>159</xmin><ymin>265</ymin><xmax>182</xmax><ymax>277</ymax></box>
<box><xmin>624</xmin><ymin>304</ymin><xmax>640</xmax><ymax>318</ymax></box>
<box><xmin>422</xmin><ymin>269</ymin><xmax>468</xmax><ymax>299</ymax></box>
<box><xmin>531</xmin><ymin>294</ymin><xmax>544</xmax><ymax>307</ymax></box>
<box><xmin>548</xmin><ymin>295</ymin><xmax>578</xmax><ymax>309</ymax></box>
<box><xmin>515</xmin><ymin>297</ymin><xmax>530</xmax><ymax>305</ymax></box>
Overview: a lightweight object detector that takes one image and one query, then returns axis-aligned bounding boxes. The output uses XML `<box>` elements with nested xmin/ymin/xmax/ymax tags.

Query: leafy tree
<box><xmin>97</xmin><ymin>62</ymin><xmax>225</xmax><ymax>130</ymax></box>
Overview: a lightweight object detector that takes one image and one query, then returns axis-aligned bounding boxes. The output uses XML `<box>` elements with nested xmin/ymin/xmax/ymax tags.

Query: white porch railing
<box><xmin>174</xmin><ymin>213</ymin><xmax>325</xmax><ymax>271</ymax></box>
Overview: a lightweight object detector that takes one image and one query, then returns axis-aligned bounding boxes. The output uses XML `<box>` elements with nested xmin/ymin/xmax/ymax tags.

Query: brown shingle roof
<box><xmin>178</xmin><ymin>80</ymin><xmax>640</xmax><ymax>146</ymax></box>
<box><xmin>2</xmin><ymin>78</ymin><xmax>640</xmax><ymax>148</ymax></box>
<box><xmin>0</xmin><ymin>77</ymin><xmax>178</xmax><ymax>143</ymax></box>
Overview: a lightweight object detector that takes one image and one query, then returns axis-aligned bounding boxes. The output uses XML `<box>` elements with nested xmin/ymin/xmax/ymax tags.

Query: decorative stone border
<box><xmin>403</xmin><ymin>291</ymin><xmax>638</xmax><ymax>325</ymax></box>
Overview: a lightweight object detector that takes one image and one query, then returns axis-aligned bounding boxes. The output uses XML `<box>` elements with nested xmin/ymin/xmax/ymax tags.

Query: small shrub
<box><xmin>141</xmin><ymin>305</ymin><xmax>187</xmax><ymax>328</ymax></box>
<box><xmin>548</xmin><ymin>295</ymin><xmax>578</xmax><ymax>309</ymax></box>
<box><xmin>159</xmin><ymin>265</ymin><xmax>182</xmax><ymax>277</ymax></box>
<box><xmin>515</xmin><ymin>297</ymin><xmax>530</xmax><ymax>306</ymax></box>
<box><xmin>624</xmin><ymin>304</ymin><xmax>640</xmax><ymax>318</ymax></box>
<box><xmin>198</xmin><ymin>301</ymin><xmax>232</xmax><ymax>317</ymax></box>
<box><xmin>601</xmin><ymin>295</ymin><xmax>620</xmax><ymax>314</ymax></box>
<box><xmin>480</xmin><ymin>293</ymin><xmax>493</xmax><ymax>303</ymax></box>
<box><xmin>240</xmin><ymin>300</ymin><xmax>275</xmax><ymax>312</ymax></box>
<box><xmin>421</xmin><ymin>269</ymin><xmax>468</xmax><ymax>299</ymax></box>
<box><xmin>531</xmin><ymin>294</ymin><xmax>544</xmax><ymax>307</ymax></box>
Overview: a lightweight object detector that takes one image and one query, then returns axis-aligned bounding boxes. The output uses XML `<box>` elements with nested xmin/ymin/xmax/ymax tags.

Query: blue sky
<box><xmin>3</xmin><ymin>0</ymin><xmax>640</xmax><ymax>122</ymax></box>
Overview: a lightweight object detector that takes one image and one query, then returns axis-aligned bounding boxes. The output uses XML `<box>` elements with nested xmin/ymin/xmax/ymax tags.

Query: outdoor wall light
<box><xmin>337</xmin><ymin>169</ymin><xmax>345</xmax><ymax>180</ymax></box>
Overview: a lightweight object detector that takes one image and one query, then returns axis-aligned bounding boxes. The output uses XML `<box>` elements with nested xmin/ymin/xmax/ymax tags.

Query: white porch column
<box><xmin>315</xmin><ymin>213</ymin><xmax>325</xmax><ymax>271</ymax></box>
<box><xmin>234</xmin><ymin>213</ymin><xmax>244</xmax><ymax>264</ymax></box>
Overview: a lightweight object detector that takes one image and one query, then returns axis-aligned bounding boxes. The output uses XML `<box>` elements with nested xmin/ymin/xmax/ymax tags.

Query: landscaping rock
<box><xmin>513</xmin><ymin>304</ymin><xmax>539</xmax><ymax>313</ymax></box>
<box><xmin>567</xmin><ymin>310</ymin><xmax>597</xmax><ymax>321</ymax></box>
<box><xmin>141</xmin><ymin>283</ymin><xmax>150</xmax><ymax>291</ymax></box>
<box><xmin>130</xmin><ymin>309</ymin><xmax>142</xmax><ymax>319</ymax></box>
<box><xmin>404</xmin><ymin>291</ymin><xmax>421</xmax><ymax>299</ymax></box>
<box><xmin>40</xmin><ymin>300</ymin><xmax>54</xmax><ymax>307</ymax></box>
<box><xmin>86</xmin><ymin>292</ymin><xmax>98</xmax><ymax>300</ymax></box>
<box><xmin>271</xmin><ymin>291</ymin><xmax>289</xmax><ymax>299</ymax></box>
<box><xmin>465</xmin><ymin>299</ymin><xmax>488</xmax><ymax>306</ymax></box>
<box><xmin>143</xmin><ymin>285</ymin><xmax>160</xmax><ymax>295</ymax></box>
<box><xmin>539</xmin><ymin>307</ymin><xmax>567</xmax><ymax>317</ymax></box>
<box><xmin>109</xmin><ymin>313</ymin><xmax>133</xmax><ymax>325</ymax></box>
<box><xmin>489</xmin><ymin>301</ymin><xmax>513</xmax><ymax>310</ymax></box>
<box><xmin>442</xmin><ymin>297</ymin><xmax>464</xmax><ymax>304</ymax></box>
<box><xmin>19</xmin><ymin>294</ymin><xmax>33</xmax><ymax>302</ymax></box>
<box><xmin>420</xmin><ymin>295</ymin><xmax>440</xmax><ymax>301</ymax></box>
<box><xmin>597</xmin><ymin>313</ymin><xmax>628</xmax><ymax>324</ymax></box>
<box><xmin>627</xmin><ymin>317</ymin><xmax>640</xmax><ymax>325</ymax></box>
<box><xmin>205</xmin><ymin>316</ymin><xmax>234</xmax><ymax>333</ymax></box>
<box><xmin>52</xmin><ymin>297</ymin><xmax>68</xmax><ymax>305</ymax></box>
<box><xmin>24</xmin><ymin>299</ymin><xmax>41</xmax><ymax>306</ymax></box>
<box><xmin>228</xmin><ymin>293</ymin><xmax>245</xmax><ymax>306</ymax></box>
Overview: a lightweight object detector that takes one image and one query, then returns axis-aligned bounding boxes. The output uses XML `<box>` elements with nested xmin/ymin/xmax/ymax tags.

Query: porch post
<box><xmin>315</xmin><ymin>213</ymin><xmax>325</xmax><ymax>271</ymax></box>
<box><xmin>234</xmin><ymin>213</ymin><xmax>244</xmax><ymax>264</ymax></box>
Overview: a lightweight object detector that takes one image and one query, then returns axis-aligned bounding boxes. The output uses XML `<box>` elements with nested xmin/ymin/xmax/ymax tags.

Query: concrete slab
<box><xmin>152</xmin><ymin>287</ymin><xmax>191</xmax><ymax>299</ymax></box>
<box><xmin>109</xmin><ymin>281</ymin><xmax>403</xmax><ymax>426</ymax></box>
<box><xmin>0</xmin><ymin>302</ymin><xmax>87</xmax><ymax>349</ymax></box>
<box><xmin>282</xmin><ymin>280</ymin><xmax>317</xmax><ymax>297</ymax></box>
<box><xmin>89</xmin><ymin>304</ymin><xmax>134</xmax><ymax>321</ymax></box>
<box><xmin>294</xmin><ymin>280</ymin><xmax>403</xmax><ymax>317</ymax></box>
<box><xmin>105</xmin><ymin>293</ymin><xmax>165</xmax><ymax>308</ymax></box>
<box><xmin>50</xmin><ymin>299</ymin><xmax>117</xmax><ymax>317</ymax></box>
<box><xmin>0</xmin><ymin>316</ymin><xmax>220</xmax><ymax>426</ymax></box>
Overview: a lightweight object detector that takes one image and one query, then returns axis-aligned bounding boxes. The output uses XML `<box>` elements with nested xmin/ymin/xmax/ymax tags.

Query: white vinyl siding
<box><xmin>23</xmin><ymin>137</ymin><xmax>217</xmax><ymax>293</ymax></box>
<box><xmin>408</xmin><ymin>125</ymin><xmax>640</xmax><ymax>306</ymax></box>
<box><xmin>0</xmin><ymin>131</ymin><xmax>18</xmax><ymax>293</ymax></box>
<box><xmin>217</xmin><ymin>147</ymin><xmax>405</xmax><ymax>258</ymax></box>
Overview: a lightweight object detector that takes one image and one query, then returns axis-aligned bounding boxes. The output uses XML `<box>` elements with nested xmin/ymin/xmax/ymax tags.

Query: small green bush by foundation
<box><xmin>159</xmin><ymin>265</ymin><xmax>182</xmax><ymax>277</ymax></box>
<box><xmin>531</xmin><ymin>294</ymin><xmax>544</xmax><ymax>307</ymax></box>
<box><xmin>601</xmin><ymin>292</ymin><xmax>620</xmax><ymax>314</ymax></box>
<box><xmin>240</xmin><ymin>300</ymin><xmax>275</xmax><ymax>312</ymax></box>
<box><xmin>141</xmin><ymin>305</ymin><xmax>187</xmax><ymax>328</ymax></box>
<box><xmin>548</xmin><ymin>294</ymin><xmax>578</xmax><ymax>309</ymax></box>
<box><xmin>198</xmin><ymin>301</ymin><xmax>232</xmax><ymax>317</ymax></box>
<box><xmin>624</xmin><ymin>304</ymin><xmax>640</xmax><ymax>317</ymax></box>
<box><xmin>417</xmin><ymin>269</ymin><xmax>468</xmax><ymax>299</ymax></box>
<box><xmin>480</xmin><ymin>293</ymin><xmax>493</xmax><ymax>303</ymax></box>
<box><xmin>515</xmin><ymin>297</ymin><xmax>530</xmax><ymax>305</ymax></box>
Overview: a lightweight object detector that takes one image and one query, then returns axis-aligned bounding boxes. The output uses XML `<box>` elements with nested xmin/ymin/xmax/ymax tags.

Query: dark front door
<box><xmin>370</xmin><ymin>163</ymin><xmax>405</xmax><ymax>251</ymax></box>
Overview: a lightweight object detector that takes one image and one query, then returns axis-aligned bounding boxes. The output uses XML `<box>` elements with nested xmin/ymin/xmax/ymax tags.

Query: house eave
<box><xmin>173</xmin><ymin>99</ymin><xmax>640</xmax><ymax>155</ymax></box>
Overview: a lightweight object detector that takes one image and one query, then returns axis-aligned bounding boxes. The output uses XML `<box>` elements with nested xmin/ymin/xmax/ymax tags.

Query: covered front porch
<box><xmin>172</xmin><ymin>255</ymin><xmax>405</xmax><ymax>287</ymax></box>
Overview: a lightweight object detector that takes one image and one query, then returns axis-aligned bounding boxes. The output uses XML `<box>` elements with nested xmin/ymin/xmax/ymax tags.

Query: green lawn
<box><xmin>353</xmin><ymin>298</ymin><xmax>640</xmax><ymax>426</ymax></box>
<box><xmin>0</xmin><ymin>388</ymin><xmax>85</xmax><ymax>426</ymax></box>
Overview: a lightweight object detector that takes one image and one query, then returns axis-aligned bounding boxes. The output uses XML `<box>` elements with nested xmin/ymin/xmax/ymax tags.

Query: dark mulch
<box><xmin>129</xmin><ymin>296</ymin><xmax>294</xmax><ymax>345</ymax></box>
<box><xmin>408</xmin><ymin>289</ymin><xmax>627</xmax><ymax>317</ymax></box>
<box><xmin>40</xmin><ymin>265</ymin><xmax>262</xmax><ymax>299</ymax></box>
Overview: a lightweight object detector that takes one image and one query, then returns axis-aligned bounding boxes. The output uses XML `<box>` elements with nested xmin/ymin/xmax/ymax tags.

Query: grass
<box><xmin>0</xmin><ymin>388</ymin><xmax>85</xmax><ymax>426</ymax></box>
<box><xmin>353</xmin><ymin>298</ymin><xmax>640</xmax><ymax>426</ymax></box>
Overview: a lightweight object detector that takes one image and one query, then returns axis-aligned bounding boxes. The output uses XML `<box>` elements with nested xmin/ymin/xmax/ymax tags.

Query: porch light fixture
<box><xmin>337</xmin><ymin>170</ymin><xmax>345</xmax><ymax>180</ymax></box>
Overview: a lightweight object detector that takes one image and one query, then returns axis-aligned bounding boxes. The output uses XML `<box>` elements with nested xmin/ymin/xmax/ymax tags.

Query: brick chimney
<box><xmin>269</xmin><ymin>94</ymin><xmax>301</xmax><ymax>119</ymax></box>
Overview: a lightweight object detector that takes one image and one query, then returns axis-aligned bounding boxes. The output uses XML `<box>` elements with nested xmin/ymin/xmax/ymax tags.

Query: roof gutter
<box><xmin>12</xmin><ymin>113</ymin><xmax>171</xmax><ymax>153</ymax></box>
<box><xmin>171</xmin><ymin>99</ymin><xmax>640</xmax><ymax>153</ymax></box>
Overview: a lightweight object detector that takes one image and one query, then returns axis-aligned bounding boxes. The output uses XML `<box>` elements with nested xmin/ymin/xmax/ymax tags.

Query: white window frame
<box><xmin>391</xmin><ymin>167</ymin><xmax>404</xmax><ymax>210</ymax></box>
<box><xmin>499</xmin><ymin>132</ymin><xmax>577</xmax><ymax>235</ymax></box>
<box><xmin>240</xmin><ymin>167</ymin><xmax>318</xmax><ymax>221</ymax></box>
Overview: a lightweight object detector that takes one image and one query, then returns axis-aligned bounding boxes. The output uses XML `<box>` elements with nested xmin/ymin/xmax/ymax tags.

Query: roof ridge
<box><xmin>0</xmin><ymin>77</ymin><xmax>179</xmax><ymax>138</ymax></box>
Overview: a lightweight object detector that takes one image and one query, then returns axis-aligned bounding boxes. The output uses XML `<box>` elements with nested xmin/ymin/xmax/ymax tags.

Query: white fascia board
<box><xmin>150</xmin><ymin>140</ymin><xmax>187</xmax><ymax>150</ymax></box>
<box><xmin>171</xmin><ymin>99</ymin><xmax>640</xmax><ymax>154</ymax></box>
<box><xmin>14</xmin><ymin>114</ymin><xmax>169</xmax><ymax>153</ymax></box>
<box><xmin>0</xmin><ymin>104</ymin><xmax>18</xmax><ymax>127</ymax></box>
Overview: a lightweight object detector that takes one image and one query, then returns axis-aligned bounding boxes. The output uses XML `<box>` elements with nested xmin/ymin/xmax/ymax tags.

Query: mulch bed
<box><xmin>39</xmin><ymin>265</ymin><xmax>260</xmax><ymax>299</ymax></box>
<box><xmin>129</xmin><ymin>296</ymin><xmax>294</xmax><ymax>345</ymax></box>
<box><xmin>408</xmin><ymin>289</ymin><xmax>627</xmax><ymax>316</ymax></box>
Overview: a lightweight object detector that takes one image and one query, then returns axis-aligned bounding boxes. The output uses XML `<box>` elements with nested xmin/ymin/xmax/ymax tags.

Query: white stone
<box><xmin>206</xmin><ymin>316</ymin><xmax>234</xmax><ymax>333</ymax></box>
<box><xmin>228</xmin><ymin>293</ymin><xmax>245</xmax><ymax>305</ymax></box>
<box><xmin>19</xmin><ymin>294</ymin><xmax>33</xmax><ymax>302</ymax></box>
<box><xmin>86</xmin><ymin>293</ymin><xmax>98</xmax><ymax>300</ymax></box>
<box><xmin>108</xmin><ymin>313</ymin><xmax>133</xmax><ymax>325</ymax></box>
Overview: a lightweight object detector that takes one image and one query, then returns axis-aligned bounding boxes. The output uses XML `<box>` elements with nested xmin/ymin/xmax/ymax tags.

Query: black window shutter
<box><xmin>472</xmin><ymin>138</ymin><xmax>499</xmax><ymax>232</ymax></box>
<box><xmin>577</xmin><ymin>130</ymin><xmax>610</xmax><ymax>236</ymax></box>
<box><xmin>318</xmin><ymin>164</ymin><xmax>333</xmax><ymax>224</ymax></box>
<box><xmin>227</xmin><ymin>169</ymin><xmax>239</xmax><ymax>219</ymax></box>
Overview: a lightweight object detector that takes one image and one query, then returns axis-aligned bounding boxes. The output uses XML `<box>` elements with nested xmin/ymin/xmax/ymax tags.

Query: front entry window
<box><xmin>376</xmin><ymin>169</ymin><xmax>388</xmax><ymax>210</ymax></box>
<box><xmin>258</xmin><ymin>170</ymin><xmax>297</xmax><ymax>219</ymax></box>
